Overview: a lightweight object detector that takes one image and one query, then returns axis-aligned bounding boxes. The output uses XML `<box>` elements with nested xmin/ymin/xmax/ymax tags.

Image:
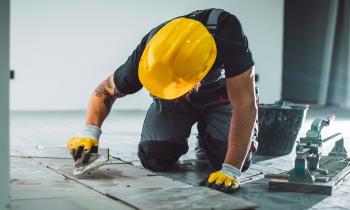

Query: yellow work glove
<box><xmin>199</xmin><ymin>163</ymin><xmax>241</xmax><ymax>193</ymax></box>
<box><xmin>67</xmin><ymin>125</ymin><xmax>101</xmax><ymax>163</ymax></box>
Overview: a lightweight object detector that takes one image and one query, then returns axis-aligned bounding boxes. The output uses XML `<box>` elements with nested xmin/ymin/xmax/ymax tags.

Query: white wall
<box><xmin>10</xmin><ymin>0</ymin><xmax>284</xmax><ymax>110</ymax></box>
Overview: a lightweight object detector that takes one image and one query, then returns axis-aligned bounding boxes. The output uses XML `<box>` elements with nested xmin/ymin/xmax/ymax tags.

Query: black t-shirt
<box><xmin>114</xmin><ymin>8</ymin><xmax>254</xmax><ymax>95</ymax></box>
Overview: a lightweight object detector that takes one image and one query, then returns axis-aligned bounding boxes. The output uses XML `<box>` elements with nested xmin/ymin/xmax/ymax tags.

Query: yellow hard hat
<box><xmin>138</xmin><ymin>17</ymin><xmax>217</xmax><ymax>100</ymax></box>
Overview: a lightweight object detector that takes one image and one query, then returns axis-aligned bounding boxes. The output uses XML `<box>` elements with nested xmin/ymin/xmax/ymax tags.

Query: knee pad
<box><xmin>137</xmin><ymin>140</ymin><xmax>188</xmax><ymax>171</ymax></box>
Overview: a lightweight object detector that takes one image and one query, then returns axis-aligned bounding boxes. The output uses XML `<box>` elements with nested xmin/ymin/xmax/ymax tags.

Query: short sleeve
<box><xmin>216</xmin><ymin>13</ymin><xmax>255</xmax><ymax>78</ymax></box>
<box><xmin>113</xmin><ymin>34</ymin><xmax>149</xmax><ymax>94</ymax></box>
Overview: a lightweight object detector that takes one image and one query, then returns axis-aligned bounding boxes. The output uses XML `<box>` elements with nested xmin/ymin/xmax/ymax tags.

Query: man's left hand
<box><xmin>199</xmin><ymin>164</ymin><xmax>241</xmax><ymax>193</ymax></box>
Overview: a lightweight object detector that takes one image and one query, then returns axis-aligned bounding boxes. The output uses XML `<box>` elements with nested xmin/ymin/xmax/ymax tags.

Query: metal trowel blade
<box><xmin>73</xmin><ymin>153</ymin><xmax>108</xmax><ymax>175</ymax></box>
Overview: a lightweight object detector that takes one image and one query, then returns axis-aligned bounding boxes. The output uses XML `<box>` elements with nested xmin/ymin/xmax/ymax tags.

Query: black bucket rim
<box><xmin>260</xmin><ymin>100</ymin><xmax>309</xmax><ymax>110</ymax></box>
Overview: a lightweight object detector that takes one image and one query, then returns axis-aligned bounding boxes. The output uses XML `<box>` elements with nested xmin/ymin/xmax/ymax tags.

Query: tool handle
<box><xmin>324</xmin><ymin>113</ymin><xmax>335</xmax><ymax>126</ymax></box>
<box><xmin>307</xmin><ymin>113</ymin><xmax>336</xmax><ymax>138</ymax></box>
<box><xmin>318</xmin><ymin>113</ymin><xmax>336</xmax><ymax>134</ymax></box>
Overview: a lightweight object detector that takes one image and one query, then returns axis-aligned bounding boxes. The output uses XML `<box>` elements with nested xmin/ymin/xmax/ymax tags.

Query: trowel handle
<box><xmin>319</xmin><ymin>113</ymin><xmax>335</xmax><ymax>133</ymax></box>
<box><xmin>324</xmin><ymin>114</ymin><xmax>335</xmax><ymax>126</ymax></box>
<box><xmin>308</xmin><ymin>113</ymin><xmax>336</xmax><ymax>138</ymax></box>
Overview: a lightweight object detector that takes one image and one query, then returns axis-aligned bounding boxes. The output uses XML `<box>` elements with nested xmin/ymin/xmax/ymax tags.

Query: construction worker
<box><xmin>67</xmin><ymin>8</ymin><xmax>258</xmax><ymax>193</ymax></box>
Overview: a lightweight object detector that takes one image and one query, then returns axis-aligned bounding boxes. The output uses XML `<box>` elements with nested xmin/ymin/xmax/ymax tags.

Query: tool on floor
<box><xmin>267</xmin><ymin>114</ymin><xmax>350</xmax><ymax>195</ymax></box>
<box><xmin>73</xmin><ymin>149</ymin><xmax>109</xmax><ymax>176</ymax></box>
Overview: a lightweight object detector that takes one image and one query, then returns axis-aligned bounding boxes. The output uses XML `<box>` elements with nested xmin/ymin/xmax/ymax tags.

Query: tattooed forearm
<box><xmin>103</xmin><ymin>96</ymin><xmax>115</xmax><ymax>113</ymax></box>
<box><xmin>86</xmin><ymin>75</ymin><xmax>125</xmax><ymax>127</ymax></box>
<box><xmin>95</xmin><ymin>78</ymin><xmax>111</xmax><ymax>97</ymax></box>
<box><xmin>94</xmin><ymin>76</ymin><xmax>121</xmax><ymax>112</ymax></box>
<box><xmin>95</xmin><ymin>76</ymin><xmax>126</xmax><ymax>98</ymax></box>
<box><xmin>93</xmin><ymin>75</ymin><xmax>127</xmax><ymax>112</ymax></box>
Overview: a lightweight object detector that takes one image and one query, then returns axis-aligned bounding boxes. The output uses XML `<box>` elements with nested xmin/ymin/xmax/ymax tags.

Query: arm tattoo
<box><xmin>95</xmin><ymin>78</ymin><xmax>110</xmax><ymax>97</ymax></box>
<box><xmin>95</xmin><ymin>77</ymin><xmax>116</xmax><ymax>111</ymax></box>
<box><xmin>103</xmin><ymin>96</ymin><xmax>114</xmax><ymax>113</ymax></box>
<box><xmin>95</xmin><ymin>76</ymin><xmax>125</xmax><ymax>111</ymax></box>
<box><xmin>106</xmin><ymin>78</ymin><xmax>113</xmax><ymax>89</ymax></box>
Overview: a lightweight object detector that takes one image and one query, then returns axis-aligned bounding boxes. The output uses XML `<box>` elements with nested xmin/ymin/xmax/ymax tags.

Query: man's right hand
<box><xmin>67</xmin><ymin>125</ymin><xmax>102</xmax><ymax>163</ymax></box>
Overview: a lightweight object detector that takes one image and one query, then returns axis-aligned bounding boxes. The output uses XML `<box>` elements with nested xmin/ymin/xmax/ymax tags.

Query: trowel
<box><xmin>73</xmin><ymin>152</ymin><xmax>109</xmax><ymax>176</ymax></box>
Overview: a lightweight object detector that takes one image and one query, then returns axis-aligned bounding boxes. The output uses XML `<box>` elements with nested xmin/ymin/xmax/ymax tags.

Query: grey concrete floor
<box><xmin>10</xmin><ymin>106</ymin><xmax>350</xmax><ymax>209</ymax></box>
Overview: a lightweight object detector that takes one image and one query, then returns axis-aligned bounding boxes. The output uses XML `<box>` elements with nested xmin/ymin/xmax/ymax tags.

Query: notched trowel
<box><xmin>73</xmin><ymin>151</ymin><xmax>109</xmax><ymax>176</ymax></box>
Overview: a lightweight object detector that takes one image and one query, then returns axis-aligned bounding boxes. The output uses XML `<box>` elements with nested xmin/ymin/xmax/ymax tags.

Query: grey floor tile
<box><xmin>10</xmin><ymin>157</ymin><xmax>133</xmax><ymax>209</ymax></box>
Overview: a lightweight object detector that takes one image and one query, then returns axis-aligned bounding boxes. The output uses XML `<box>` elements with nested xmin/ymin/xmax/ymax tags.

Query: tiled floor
<box><xmin>10</xmin><ymin>106</ymin><xmax>350</xmax><ymax>209</ymax></box>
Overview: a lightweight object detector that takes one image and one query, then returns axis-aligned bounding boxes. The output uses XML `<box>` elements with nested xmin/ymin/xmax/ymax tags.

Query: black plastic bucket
<box><xmin>256</xmin><ymin>100</ymin><xmax>308</xmax><ymax>156</ymax></box>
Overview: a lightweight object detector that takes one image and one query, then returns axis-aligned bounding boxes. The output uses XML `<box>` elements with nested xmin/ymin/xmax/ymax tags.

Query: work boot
<box><xmin>195</xmin><ymin>133</ymin><xmax>258</xmax><ymax>170</ymax></box>
<box><xmin>194</xmin><ymin>139</ymin><xmax>207</xmax><ymax>160</ymax></box>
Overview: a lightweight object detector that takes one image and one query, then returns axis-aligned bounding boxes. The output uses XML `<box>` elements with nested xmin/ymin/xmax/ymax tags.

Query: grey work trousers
<box><xmin>137</xmin><ymin>96</ymin><xmax>257</xmax><ymax>171</ymax></box>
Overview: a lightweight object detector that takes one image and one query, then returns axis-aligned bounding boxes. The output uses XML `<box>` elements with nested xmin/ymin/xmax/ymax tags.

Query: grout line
<box><xmin>252</xmin><ymin>163</ymin><xmax>290</xmax><ymax>172</ymax></box>
<box><xmin>11</xmin><ymin>196</ymin><xmax>69</xmax><ymax>202</ymax></box>
<box><xmin>108</xmin><ymin>155</ymin><xmax>134</xmax><ymax>164</ymax></box>
<box><xmin>241</xmin><ymin>173</ymin><xmax>265</xmax><ymax>184</ymax></box>
<box><xmin>10</xmin><ymin>155</ymin><xmax>133</xmax><ymax>166</ymax></box>
<box><xmin>10</xmin><ymin>155</ymin><xmax>71</xmax><ymax>159</ymax></box>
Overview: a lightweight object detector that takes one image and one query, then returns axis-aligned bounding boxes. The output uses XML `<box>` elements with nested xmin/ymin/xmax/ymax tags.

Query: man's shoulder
<box><xmin>182</xmin><ymin>9</ymin><xmax>238</xmax><ymax>29</ymax></box>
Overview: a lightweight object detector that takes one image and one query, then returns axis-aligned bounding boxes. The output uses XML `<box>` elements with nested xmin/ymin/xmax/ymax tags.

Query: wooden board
<box><xmin>269</xmin><ymin>179</ymin><xmax>334</xmax><ymax>195</ymax></box>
